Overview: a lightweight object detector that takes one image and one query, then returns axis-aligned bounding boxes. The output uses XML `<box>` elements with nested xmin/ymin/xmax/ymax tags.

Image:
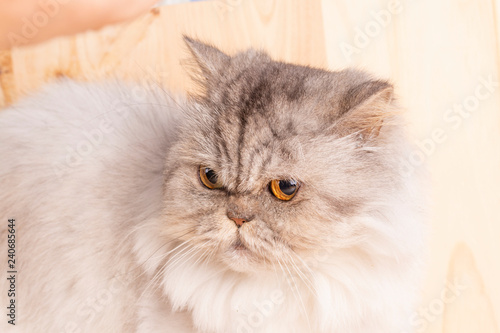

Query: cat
<box><xmin>0</xmin><ymin>37</ymin><xmax>426</xmax><ymax>333</ymax></box>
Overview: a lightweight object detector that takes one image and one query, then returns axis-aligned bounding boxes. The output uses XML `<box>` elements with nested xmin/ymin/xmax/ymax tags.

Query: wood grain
<box><xmin>0</xmin><ymin>0</ymin><xmax>498</xmax><ymax>331</ymax></box>
<box><xmin>443</xmin><ymin>243</ymin><xmax>499</xmax><ymax>333</ymax></box>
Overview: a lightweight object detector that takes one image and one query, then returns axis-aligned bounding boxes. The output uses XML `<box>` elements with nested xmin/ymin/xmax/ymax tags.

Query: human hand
<box><xmin>0</xmin><ymin>0</ymin><xmax>159</xmax><ymax>50</ymax></box>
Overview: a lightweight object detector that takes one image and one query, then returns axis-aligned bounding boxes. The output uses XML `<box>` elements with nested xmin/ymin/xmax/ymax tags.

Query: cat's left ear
<box><xmin>336</xmin><ymin>79</ymin><xmax>396</xmax><ymax>140</ymax></box>
<box><xmin>183</xmin><ymin>36</ymin><xmax>230</xmax><ymax>79</ymax></box>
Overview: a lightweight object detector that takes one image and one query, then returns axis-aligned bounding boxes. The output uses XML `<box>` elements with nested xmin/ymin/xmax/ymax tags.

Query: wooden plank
<box><xmin>0</xmin><ymin>0</ymin><xmax>327</xmax><ymax>106</ymax></box>
<box><xmin>0</xmin><ymin>50</ymin><xmax>14</xmax><ymax>105</ymax></box>
<box><xmin>443</xmin><ymin>243</ymin><xmax>499</xmax><ymax>333</ymax></box>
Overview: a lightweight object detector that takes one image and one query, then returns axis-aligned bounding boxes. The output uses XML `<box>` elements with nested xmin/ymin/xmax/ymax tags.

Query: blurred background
<box><xmin>0</xmin><ymin>0</ymin><xmax>499</xmax><ymax>332</ymax></box>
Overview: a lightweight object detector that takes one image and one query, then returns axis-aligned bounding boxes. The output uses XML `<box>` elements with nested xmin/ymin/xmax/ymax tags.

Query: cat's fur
<box><xmin>0</xmin><ymin>38</ymin><xmax>426</xmax><ymax>333</ymax></box>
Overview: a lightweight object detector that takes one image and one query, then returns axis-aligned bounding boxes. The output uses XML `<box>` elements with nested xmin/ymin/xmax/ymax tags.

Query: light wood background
<box><xmin>0</xmin><ymin>0</ymin><xmax>499</xmax><ymax>331</ymax></box>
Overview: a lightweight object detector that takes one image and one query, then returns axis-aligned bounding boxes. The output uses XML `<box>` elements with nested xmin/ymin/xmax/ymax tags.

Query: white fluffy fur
<box><xmin>0</xmin><ymin>79</ymin><xmax>425</xmax><ymax>332</ymax></box>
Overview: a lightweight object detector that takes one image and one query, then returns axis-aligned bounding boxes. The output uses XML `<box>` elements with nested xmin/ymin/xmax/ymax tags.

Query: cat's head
<box><xmin>161</xmin><ymin>37</ymin><xmax>409</xmax><ymax>273</ymax></box>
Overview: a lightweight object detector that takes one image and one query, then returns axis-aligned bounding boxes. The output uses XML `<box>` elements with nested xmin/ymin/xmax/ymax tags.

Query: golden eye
<box><xmin>199</xmin><ymin>166</ymin><xmax>223</xmax><ymax>189</ymax></box>
<box><xmin>269</xmin><ymin>179</ymin><xmax>299</xmax><ymax>201</ymax></box>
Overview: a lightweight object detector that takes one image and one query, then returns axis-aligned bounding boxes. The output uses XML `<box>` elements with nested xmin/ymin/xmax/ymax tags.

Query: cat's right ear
<box><xmin>183</xmin><ymin>36</ymin><xmax>230</xmax><ymax>79</ymax></box>
<box><xmin>334</xmin><ymin>79</ymin><xmax>397</xmax><ymax>141</ymax></box>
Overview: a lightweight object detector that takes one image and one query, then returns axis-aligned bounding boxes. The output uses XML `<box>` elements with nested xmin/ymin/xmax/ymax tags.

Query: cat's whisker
<box><xmin>138</xmin><ymin>240</ymin><xmax>209</xmax><ymax>306</ymax></box>
<box><xmin>202</xmin><ymin>239</ymin><xmax>222</xmax><ymax>268</ymax></box>
<box><xmin>137</xmin><ymin>260</ymin><xmax>169</xmax><ymax>304</ymax></box>
<box><xmin>275</xmin><ymin>257</ymin><xmax>287</xmax><ymax>286</ymax></box>
<box><xmin>110</xmin><ymin>226</ymin><xmax>198</xmax><ymax>281</ymax></box>
<box><xmin>119</xmin><ymin>221</ymin><xmax>158</xmax><ymax>244</ymax></box>
<box><xmin>188</xmin><ymin>245</ymin><xmax>213</xmax><ymax>272</ymax></box>
<box><xmin>139</xmin><ymin>227</ymin><xmax>197</xmax><ymax>262</ymax></box>
<box><xmin>109</xmin><ymin>222</ymin><xmax>162</xmax><ymax>267</ymax></box>
<box><xmin>284</xmin><ymin>251</ymin><xmax>318</xmax><ymax>300</ymax></box>
<box><xmin>284</xmin><ymin>257</ymin><xmax>328</xmax><ymax>327</ymax></box>
<box><xmin>278</xmin><ymin>256</ymin><xmax>313</xmax><ymax>333</ymax></box>
<box><xmin>156</xmin><ymin>229</ymin><xmax>199</xmax><ymax>256</ymax></box>
<box><xmin>163</xmin><ymin>241</ymin><xmax>196</xmax><ymax>268</ymax></box>
<box><xmin>285</xmin><ymin>251</ymin><xmax>315</xmax><ymax>285</ymax></box>
<box><xmin>136</xmin><ymin>241</ymin><xmax>192</xmax><ymax>302</ymax></box>
<box><xmin>199</xmin><ymin>246</ymin><xmax>213</xmax><ymax>268</ymax></box>
<box><xmin>127</xmin><ymin>232</ymin><xmax>199</xmax><ymax>283</ymax></box>
<box><xmin>277</xmin><ymin>256</ymin><xmax>305</xmax><ymax>313</ymax></box>
<box><xmin>270</xmin><ymin>261</ymin><xmax>278</xmax><ymax>279</ymax></box>
<box><xmin>290</xmin><ymin>252</ymin><xmax>316</xmax><ymax>277</ymax></box>
<box><xmin>147</xmin><ymin>242</ymin><xmax>211</xmax><ymax>299</ymax></box>
<box><xmin>252</xmin><ymin>226</ymin><xmax>314</xmax><ymax>331</ymax></box>
<box><xmin>147</xmin><ymin>247</ymin><xmax>202</xmax><ymax>301</ymax></box>
<box><xmin>164</xmin><ymin>240</ymin><xmax>211</xmax><ymax>275</ymax></box>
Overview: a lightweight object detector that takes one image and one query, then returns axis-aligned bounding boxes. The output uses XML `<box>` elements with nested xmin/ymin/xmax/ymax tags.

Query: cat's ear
<box><xmin>183</xmin><ymin>36</ymin><xmax>230</xmax><ymax>79</ymax></box>
<box><xmin>336</xmin><ymin>80</ymin><xmax>396</xmax><ymax>140</ymax></box>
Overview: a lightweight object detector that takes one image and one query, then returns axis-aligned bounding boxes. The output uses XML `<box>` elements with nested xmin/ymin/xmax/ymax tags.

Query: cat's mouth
<box><xmin>223</xmin><ymin>236</ymin><xmax>260</xmax><ymax>272</ymax></box>
<box><xmin>220</xmin><ymin>230</ymin><xmax>269</xmax><ymax>272</ymax></box>
<box><xmin>228</xmin><ymin>235</ymin><xmax>256</xmax><ymax>258</ymax></box>
<box><xmin>232</xmin><ymin>238</ymin><xmax>247</xmax><ymax>251</ymax></box>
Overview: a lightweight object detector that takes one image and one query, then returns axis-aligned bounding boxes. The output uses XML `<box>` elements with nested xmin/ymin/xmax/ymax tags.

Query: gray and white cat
<box><xmin>0</xmin><ymin>37</ymin><xmax>426</xmax><ymax>333</ymax></box>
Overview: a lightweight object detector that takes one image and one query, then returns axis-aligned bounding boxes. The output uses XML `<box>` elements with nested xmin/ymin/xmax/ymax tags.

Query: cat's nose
<box><xmin>230</xmin><ymin>217</ymin><xmax>246</xmax><ymax>227</ymax></box>
<box><xmin>227</xmin><ymin>214</ymin><xmax>253</xmax><ymax>228</ymax></box>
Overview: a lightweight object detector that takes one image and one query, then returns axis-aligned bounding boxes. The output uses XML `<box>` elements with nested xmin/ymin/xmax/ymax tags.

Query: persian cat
<box><xmin>0</xmin><ymin>37</ymin><xmax>426</xmax><ymax>333</ymax></box>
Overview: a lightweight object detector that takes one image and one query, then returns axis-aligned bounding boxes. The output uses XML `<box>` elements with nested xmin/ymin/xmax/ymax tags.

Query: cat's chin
<box><xmin>220</xmin><ymin>240</ymin><xmax>262</xmax><ymax>273</ymax></box>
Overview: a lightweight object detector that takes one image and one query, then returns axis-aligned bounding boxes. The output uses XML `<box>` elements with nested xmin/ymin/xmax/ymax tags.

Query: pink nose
<box><xmin>230</xmin><ymin>217</ymin><xmax>247</xmax><ymax>227</ymax></box>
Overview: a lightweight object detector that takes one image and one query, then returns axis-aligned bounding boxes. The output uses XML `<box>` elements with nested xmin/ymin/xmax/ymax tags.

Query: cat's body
<box><xmin>0</xmin><ymin>39</ymin><xmax>426</xmax><ymax>333</ymax></box>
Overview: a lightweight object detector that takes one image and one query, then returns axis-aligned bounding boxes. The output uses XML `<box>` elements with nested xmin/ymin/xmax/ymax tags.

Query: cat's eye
<box><xmin>199</xmin><ymin>166</ymin><xmax>223</xmax><ymax>189</ymax></box>
<box><xmin>269</xmin><ymin>179</ymin><xmax>299</xmax><ymax>201</ymax></box>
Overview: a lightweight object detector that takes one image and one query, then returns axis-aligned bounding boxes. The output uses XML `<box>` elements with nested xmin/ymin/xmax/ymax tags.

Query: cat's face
<box><xmin>161</xmin><ymin>38</ymin><xmax>403</xmax><ymax>273</ymax></box>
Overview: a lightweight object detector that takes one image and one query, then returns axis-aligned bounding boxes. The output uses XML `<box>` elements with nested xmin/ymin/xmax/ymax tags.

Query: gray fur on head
<box><xmin>163</xmin><ymin>37</ymin><xmax>407</xmax><ymax>265</ymax></box>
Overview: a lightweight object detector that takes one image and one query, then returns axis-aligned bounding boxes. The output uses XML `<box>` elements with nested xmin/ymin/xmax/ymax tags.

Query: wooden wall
<box><xmin>0</xmin><ymin>0</ymin><xmax>498</xmax><ymax>331</ymax></box>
